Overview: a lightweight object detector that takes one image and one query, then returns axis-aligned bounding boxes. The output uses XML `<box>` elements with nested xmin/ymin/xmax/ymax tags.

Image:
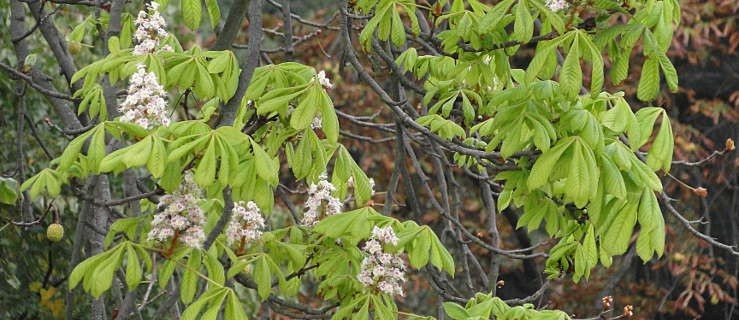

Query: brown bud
<box><xmin>726</xmin><ymin>138</ymin><xmax>735</xmax><ymax>151</ymax></box>
<box><xmin>623</xmin><ymin>305</ymin><xmax>634</xmax><ymax>318</ymax></box>
<box><xmin>601</xmin><ymin>296</ymin><xmax>613</xmax><ymax>309</ymax></box>
<box><xmin>694</xmin><ymin>187</ymin><xmax>708</xmax><ymax>198</ymax></box>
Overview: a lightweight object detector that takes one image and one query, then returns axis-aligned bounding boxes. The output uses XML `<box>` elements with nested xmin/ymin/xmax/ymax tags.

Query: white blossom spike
<box><xmin>301</xmin><ymin>174</ymin><xmax>342</xmax><ymax>225</ymax></box>
<box><xmin>226</xmin><ymin>201</ymin><xmax>266</xmax><ymax>247</ymax></box>
<box><xmin>119</xmin><ymin>64</ymin><xmax>170</xmax><ymax>129</ymax></box>
<box><xmin>357</xmin><ymin>226</ymin><xmax>406</xmax><ymax>296</ymax></box>
<box><xmin>133</xmin><ymin>2</ymin><xmax>169</xmax><ymax>56</ymax></box>
<box><xmin>316</xmin><ymin>70</ymin><xmax>333</xmax><ymax>89</ymax></box>
<box><xmin>148</xmin><ymin>172</ymin><xmax>206</xmax><ymax>249</ymax></box>
<box><xmin>545</xmin><ymin>0</ymin><xmax>569</xmax><ymax>12</ymax></box>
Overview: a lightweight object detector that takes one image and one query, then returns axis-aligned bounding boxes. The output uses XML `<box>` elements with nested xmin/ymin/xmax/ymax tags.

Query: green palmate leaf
<box><xmin>598</xmin><ymin>154</ymin><xmax>626</xmax><ymax>199</ymax></box>
<box><xmin>168</xmin><ymin>135</ymin><xmax>209</xmax><ymax>162</ymax></box>
<box><xmin>70</xmin><ymin>247</ymin><xmax>112</xmax><ymax>290</ymax></box>
<box><xmin>20</xmin><ymin>168</ymin><xmax>64</xmax><ymax>199</ymax></box>
<box><xmin>313</xmin><ymin>207</ymin><xmax>380</xmax><ymax>241</ymax></box>
<box><xmin>204</xmin><ymin>248</ymin><xmax>225</xmax><ymax>286</ymax></box>
<box><xmin>416</xmin><ymin>114</ymin><xmax>466</xmax><ymax>140</ymax></box>
<box><xmin>201</xmin><ymin>290</ymin><xmax>228</xmax><ymax>319</ymax></box>
<box><xmin>0</xmin><ymin>177</ymin><xmax>18</xmax><ymax>204</ymax></box>
<box><xmin>181</xmin><ymin>250</ymin><xmax>202</xmax><ymax>304</ymax></box>
<box><xmin>254</xmin><ymin>255</ymin><xmax>273</xmax><ymax>301</ymax></box>
<box><xmin>319</xmin><ymin>94</ymin><xmax>340</xmax><ymax>143</ymax></box>
<box><xmin>332</xmin><ymin>146</ymin><xmax>373</xmax><ymax>206</ymax></box>
<box><xmin>632</xmin><ymin>107</ymin><xmax>662</xmax><ymax>150</ymax></box>
<box><xmin>513</xmin><ymin>0</ymin><xmax>533</xmax><ymax>43</ymax></box>
<box><xmin>125</xmin><ymin>246</ymin><xmax>142</xmax><ymax>290</ymax></box>
<box><xmin>122</xmin><ymin>136</ymin><xmax>153</xmax><ymax>168</ymax></box>
<box><xmin>565</xmin><ymin>141</ymin><xmax>591</xmax><ymax>208</ymax></box>
<box><xmin>195</xmin><ymin>138</ymin><xmax>217</xmax><ymax>187</ymax></box>
<box><xmin>194</xmin><ymin>63</ymin><xmax>215</xmax><ymax>98</ymax></box>
<box><xmin>630</xmin><ymin>156</ymin><xmax>663</xmax><ymax>192</ymax></box>
<box><xmin>528</xmin><ymin>137</ymin><xmax>575</xmax><ymax>190</ymax></box>
<box><xmin>204</xmin><ymin>0</ymin><xmax>220</xmax><ymax>29</ymax></box>
<box><xmin>582</xmin><ymin>33</ymin><xmax>605</xmax><ymax>94</ymax></box>
<box><xmin>147</xmin><ymin>136</ymin><xmax>167</xmax><ymax>177</ymax></box>
<box><xmin>444</xmin><ymin>302</ymin><xmax>470</xmax><ymax>320</ymax></box>
<box><xmin>90</xmin><ymin>245</ymin><xmax>126</xmax><ymax>298</ymax></box>
<box><xmin>637</xmin><ymin>57</ymin><xmax>660</xmax><ymax>101</ymax></box>
<box><xmin>224</xmin><ymin>290</ymin><xmax>248</xmax><ymax>320</ymax></box>
<box><xmin>390</xmin><ymin>6</ymin><xmax>406</xmax><ymax>46</ymax></box>
<box><xmin>602</xmin><ymin>202</ymin><xmax>638</xmax><ymax>255</ymax></box>
<box><xmin>181</xmin><ymin>288</ymin><xmax>227</xmax><ymax>320</ymax></box>
<box><xmin>58</xmin><ymin>129</ymin><xmax>93</xmax><ymax>171</ymax></box>
<box><xmin>408</xmin><ymin>230</ymin><xmax>432</xmax><ymax>268</ymax></box>
<box><xmin>527</xmin><ymin>41</ymin><xmax>557</xmax><ymax>82</ymax></box>
<box><xmin>560</xmin><ymin>34</ymin><xmax>582</xmax><ymax>98</ymax></box>
<box><xmin>290</xmin><ymin>85</ymin><xmax>320</xmax><ymax>130</ymax></box>
<box><xmin>574</xmin><ymin>224</ymin><xmax>598</xmax><ymax>282</ymax></box>
<box><xmin>646</xmin><ymin>113</ymin><xmax>673</xmax><ymax>172</ymax></box>
<box><xmin>600</xmin><ymin>97</ymin><xmax>636</xmax><ymax>134</ymax></box>
<box><xmin>425</xmin><ymin>226</ymin><xmax>455</xmax><ymax>276</ymax></box>
<box><xmin>182</xmin><ymin>0</ymin><xmax>202</xmax><ymax>30</ymax></box>
<box><xmin>657</xmin><ymin>53</ymin><xmax>679</xmax><ymax>92</ymax></box>
<box><xmin>636</xmin><ymin>188</ymin><xmax>665</xmax><ymax>261</ymax></box>
<box><xmin>252</xmin><ymin>141</ymin><xmax>279</xmax><ymax>185</ymax></box>
<box><xmin>480</xmin><ymin>0</ymin><xmax>515</xmax><ymax>33</ymax></box>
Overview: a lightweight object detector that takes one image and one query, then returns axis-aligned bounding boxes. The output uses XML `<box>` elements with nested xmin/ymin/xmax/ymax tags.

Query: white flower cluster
<box><xmin>133</xmin><ymin>2</ymin><xmax>170</xmax><ymax>55</ymax></box>
<box><xmin>119</xmin><ymin>64</ymin><xmax>170</xmax><ymax>129</ymax></box>
<box><xmin>357</xmin><ymin>226</ymin><xmax>406</xmax><ymax>296</ymax></box>
<box><xmin>545</xmin><ymin>0</ymin><xmax>569</xmax><ymax>12</ymax></box>
<box><xmin>148</xmin><ymin>172</ymin><xmax>206</xmax><ymax>249</ymax></box>
<box><xmin>226</xmin><ymin>201</ymin><xmax>265</xmax><ymax>246</ymax></box>
<box><xmin>316</xmin><ymin>70</ymin><xmax>333</xmax><ymax>89</ymax></box>
<box><xmin>301</xmin><ymin>174</ymin><xmax>343</xmax><ymax>226</ymax></box>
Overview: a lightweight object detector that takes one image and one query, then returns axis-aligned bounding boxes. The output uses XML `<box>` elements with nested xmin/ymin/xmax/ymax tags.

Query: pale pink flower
<box><xmin>357</xmin><ymin>226</ymin><xmax>406</xmax><ymax>296</ymax></box>
<box><xmin>147</xmin><ymin>172</ymin><xmax>206</xmax><ymax>249</ymax></box>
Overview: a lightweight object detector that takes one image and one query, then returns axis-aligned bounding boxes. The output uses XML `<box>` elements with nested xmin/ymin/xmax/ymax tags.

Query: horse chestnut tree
<box><xmin>3</xmin><ymin>0</ymin><xmax>736</xmax><ymax>319</ymax></box>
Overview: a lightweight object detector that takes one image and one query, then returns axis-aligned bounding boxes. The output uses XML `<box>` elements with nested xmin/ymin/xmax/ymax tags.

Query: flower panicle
<box><xmin>226</xmin><ymin>201</ymin><xmax>266</xmax><ymax>247</ymax></box>
<box><xmin>301</xmin><ymin>174</ymin><xmax>343</xmax><ymax>226</ymax></box>
<box><xmin>133</xmin><ymin>2</ymin><xmax>171</xmax><ymax>55</ymax></box>
<box><xmin>357</xmin><ymin>226</ymin><xmax>406</xmax><ymax>297</ymax></box>
<box><xmin>148</xmin><ymin>172</ymin><xmax>205</xmax><ymax>249</ymax></box>
<box><xmin>118</xmin><ymin>64</ymin><xmax>170</xmax><ymax>129</ymax></box>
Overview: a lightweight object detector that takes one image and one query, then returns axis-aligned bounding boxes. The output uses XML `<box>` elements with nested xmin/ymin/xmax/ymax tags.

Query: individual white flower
<box><xmin>133</xmin><ymin>2</ymin><xmax>169</xmax><ymax>55</ymax></box>
<box><xmin>147</xmin><ymin>172</ymin><xmax>206</xmax><ymax>249</ymax></box>
<box><xmin>316</xmin><ymin>70</ymin><xmax>333</xmax><ymax>89</ymax></box>
<box><xmin>226</xmin><ymin>201</ymin><xmax>266</xmax><ymax>246</ymax></box>
<box><xmin>311</xmin><ymin>115</ymin><xmax>323</xmax><ymax>129</ymax></box>
<box><xmin>482</xmin><ymin>55</ymin><xmax>493</xmax><ymax>65</ymax></box>
<box><xmin>347</xmin><ymin>176</ymin><xmax>377</xmax><ymax>196</ymax></box>
<box><xmin>301</xmin><ymin>174</ymin><xmax>343</xmax><ymax>225</ymax></box>
<box><xmin>119</xmin><ymin>64</ymin><xmax>170</xmax><ymax>129</ymax></box>
<box><xmin>545</xmin><ymin>0</ymin><xmax>569</xmax><ymax>12</ymax></box>
<box><xmin>357</xmin><ymin>226</ymin><xmax>406</xmax><ymax>296</ymax></box>
<box><xmin>371</xmin><ymin>226</ymin><xmax>399</xmax><ymax>245</ymax></box>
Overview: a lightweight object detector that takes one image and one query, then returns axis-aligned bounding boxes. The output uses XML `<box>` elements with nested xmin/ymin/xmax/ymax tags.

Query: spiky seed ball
<box><xmin>47</xmin><ymin>223</ymin><xmax>64</xmax><ymax>242</ymax></box>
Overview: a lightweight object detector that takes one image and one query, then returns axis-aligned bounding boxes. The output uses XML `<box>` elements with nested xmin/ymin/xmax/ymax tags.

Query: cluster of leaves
<box><xmin>6</xmin><ymin>0</ymin><xmax>701</xmax><ymax>318</ymax></box>
<box><xmin>18</xmin><ymin>2</ymin><xmax>455</xmax><ymax>316</ymax></box>
<box><xmin>443</xmin><ymin>292</ymin><xmax>570</xmax><ymax>320</ymax></box>
<box><xmin>386</xmin><ymin>0</ymin><xmax>679</xmax><ymax>283</ymax></box>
